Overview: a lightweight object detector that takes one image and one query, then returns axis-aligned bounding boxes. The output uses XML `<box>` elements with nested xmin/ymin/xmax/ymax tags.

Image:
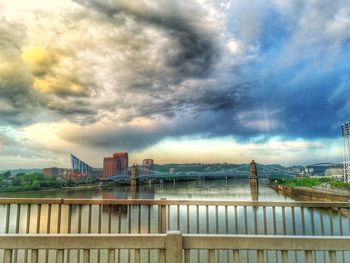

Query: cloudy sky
<box><xmin>0</xmin><ymin>0</ymin><xmax>349</xmax><ymax>169</ymax></box>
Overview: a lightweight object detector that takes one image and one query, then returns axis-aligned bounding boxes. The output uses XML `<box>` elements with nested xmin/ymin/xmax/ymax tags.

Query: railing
<box><xmin>0</xmin><ymin>199</ymin><xmax>350</xmax><ymax>262</ymax></box>
<box><xmin>1</xmin><ymin>231</ymin><xmax>350</xmax><ymax>263</ymax></box>
<box><xmin>0</xmin><ymin>199</ymin><xmax>349</xmax><ymax>235</ymax></box>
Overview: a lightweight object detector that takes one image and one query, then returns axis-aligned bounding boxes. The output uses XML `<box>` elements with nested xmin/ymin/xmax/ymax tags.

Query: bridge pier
<box><xmin>131</xmin><ymin>165</ymin><xmax>138</xmax><ymax>187</ymax></box>
<box><xmin>249</xmin><ymin>160</ymin><xmax>259</xmax><ymax>199</ymax></box>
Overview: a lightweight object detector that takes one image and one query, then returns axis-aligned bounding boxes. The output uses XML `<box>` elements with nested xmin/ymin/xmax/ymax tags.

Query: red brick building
<box><xmin>103</xmin><ymin>152</ymin><xmax>129</xmax><ymax>177</ymax></box>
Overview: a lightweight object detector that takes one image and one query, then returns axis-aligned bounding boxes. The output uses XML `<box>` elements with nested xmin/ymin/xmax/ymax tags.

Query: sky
<box><xmin>0</xmin><ymin>0</ymin><xmax>349</xmax><ymax>169</ymax></box>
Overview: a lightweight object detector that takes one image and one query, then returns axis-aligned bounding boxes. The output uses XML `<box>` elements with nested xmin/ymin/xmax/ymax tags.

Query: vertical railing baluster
<box><xmin>118</xmin><ymin>206</ymin><xmax>122</xmax><ymax>233</ymax></box>
<box><xmin>148</xmin><ymin>205</ymin><xmax>151</xmax><ymax>233</ymax></box>
<box><xmin>5</xmin><ymin>203</ymin><xmax>10</xmax><ymax>233</ymax></box>
<box><xmin>167</xmin><ymin>205</ymin><xmax>171</xmax><ymax>231</ymax></box>
<box><xmin>187</xmin><ymin>205</ymin><xmax>190</xmax><ymax>233</ymax></box>
<box><xmin>185</xmin><ymin>250</ymin><xmax>191</xmax><ymax>263</ymax></box>
<box><xmin>329</xmin><ymin>251</ymin><xmax>336</xmax><ymax>263</ymax></box>
<box><xmin>57</xmin><ymin>204</ymin><xmax>62</xmax><ymax>234</ymax></box>
<box><xmin>320</xmin><ymin>210</ymin><xmax>324</xmax><ymax>235</ymax></box>
<box><xmin>196</xmin><ymin>205</ymin><xmax>200</xmax><ymax>234</ymax></box>
<box><xmin>272</xmin><ymin>206</ymin><xmax>277</xmax><ymax>235</ymax></box>
<box><xmin>78</xmin><ymin>204</ymin><xmax>82</xmax><ymax>234</ymax></box>
<box><xmin>320</xmin><ymin>210</ymin><xmax>326</xmax><ymax>263</ymax></box>
<box><xmin>47</xmin><ymin>204</ymin><xmax>52</xmax><ymax>233</ymax></box>
<box><xmin>83</xmin><ymin>249</ymin><xmax>89</xmax><ymax>263</ymax></box>
<box><xmin>244</xmin><ymin>206</ymin><xmax>247</xmax><ymax>234</ymax></box>
<box><xmin>147</xmin><ymin>207</ymin><xmax>151</xmax><ymax>263</ymax></box>
<box><xmin>98</xmin><ymin>204</ymin><xmax>102</xmax><ymax>263</ymax></box>
<box><xmin>67</xmin><ymin>205</ymin><xmax>72</xmax><ymax>234</ymax></box>
<box><xmin>24</xmin><ymin>204</ymin><xmax>31</xmax><ymax>262</ymax></box>
<box><xmin>225</xmin><ymin>206</ymin><xmax>228</xmax><ymax>234</ymax></box>
<box><xmin>329</xmin><ymin>209</ymin><xmax>334</xmax><ymax>236</ymax></box>
<box><xmin>36</xmin><ymin>204</ymin><xmax>42</xmax><ymax>234</ymax></box>
<box><xmin>254</xmin><ymin>207</ymin><xmax>258</xmax><ymax>234</ymax></box>
<box><xmin>338</xmin><ymin>208</ymin><xmax>343</xmax><ymax>235</ymax></box>
<box><xmin>206</xmin><ymin>205</ymin><xmax>209</xmax><ymax>234</ymax></box>
<box><xmin>108</xmin><ymin>249</ymin><xmax>115</xmax><ymax>263</ymax></box>
<box><xmin>208</xmin><ymin>249</ymin><xmax>215</xmax><ymax>263</ymax></box>
<box><xmin>15</xmin><ymin>204</ymin><xmax>21</xmax><ymax>233</ymax></box>
<box><xmin>197</xmin><ymin>205</ymin><xmax>200</xmax><ymax>263</ymax></box>
<box><xmin>177</xmin><ymin>205</ymin><xmax>180</xmax><ymax>231</ymax></box>
<box><xmin>135</xmin><ymin>249</ymin><xmax>141</xmax><ymax>263</ymax></box>
<box><xmin>273</xmin><ymin>206</ymin><xmax>277</xmax><ymax>262</ymax></box>
<box><xmin>31</xmin><ymin>249</ymin><xmax>39</xmax><ymax>263</ymax></box>
<box><xmin>291</xmin><ymin>207</ymin><xmax>296</xmax><ymax>235</ymax></box>
<box><xmin>301</xmin><ymin>207</ymin><xmax>305</xmax><ymax>235</ymax></box>
<box><xmin>3</xmin><ymin>249</ymin><xmax>12</xmax><ymax>263</ymax></box>
<box><xmin>45</xmin><ymin>204</ymin><xmax>52</xmax><ymax>263</ymax></box>
<box><xmin>14</xmin><ymin>204</ymin><xmax>21</xmax><ymax>263</ymax></box>
<box><xmin>234</xmin><ymin>206</ymin><xmax>238</xmax><ymax>234</ymax></box>
<box><xmin>282</xmin><ymin>250</ymin><xmax>288</xmax><ymax>263</ymax></box>
<box><xmin>56</xmin><ymin>249</ymin><xmax>64</xmax><ymax>263</ymax></box>
<box><xmin>310</xmin><ymin>208</ymin><xmax>314</xmax><ymax>236</ymax></box>
<box><xmin>233</xmin><ymin>250</ymin><xmax>240</xmax><ymax>263</ymax></box>
<box><xmin>138</xmin><ymin>205</ymin><xmax>141</xmax><ymax>234</ymax></box>
<box><xmin>282</xmin><ymin>207</ymin><xmax>286</xmax><ymax>235</ymax></box>
<box><xmin>263</xmin><ymin>206</ymin><xmax>267</xmax><ymax>235</ymax></box>
<box><xmin>159</xmin><ymin>249</ymin><xmax>166</xmax><ymax>263</ymax></box>
<box><xmin>128</xmin><ymin>205</ymin><xmax>131</xmax><ymax>263</ymax></box>
<box><xmin>66</xmin><ymin>204</ymin><xmax>72</xmax><ymax>263</ymax></box>
<box><xmin>215</xmin><ymin>206</ymin><xmax>219</xmax><ymax>234</ymax></box>
<box><xmin>109</xmin><ymin>205</ymin><xmax>113</xmax><ymax>234</ymax></box>
<box><xmin>305</xmin><ymin>251</ymin><xmax>313</xmax><ymax>263</ymax></box>
<box><xmin>88</xmin><ymin>204</ymin><xmax>92</xmax><ymax>234</ymax></box>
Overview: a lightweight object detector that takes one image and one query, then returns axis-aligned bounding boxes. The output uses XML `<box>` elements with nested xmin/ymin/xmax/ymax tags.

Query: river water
<box><xmin>0</xmin><ymin>178</ymin><xmax>291</xmax><ymax>201</ymax></box>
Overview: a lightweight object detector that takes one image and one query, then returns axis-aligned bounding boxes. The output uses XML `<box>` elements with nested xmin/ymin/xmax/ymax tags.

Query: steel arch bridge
<box><xmin>108</xmin><ymin>163</ymin><xmax>296</xmax><ymax>182</ymax></box>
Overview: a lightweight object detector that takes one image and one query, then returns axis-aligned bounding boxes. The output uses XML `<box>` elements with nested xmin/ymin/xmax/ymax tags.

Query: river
<box><xmin>0</xmin><ymin>178</ymin><xmax>292</xmax><ymax>201</ymax></box>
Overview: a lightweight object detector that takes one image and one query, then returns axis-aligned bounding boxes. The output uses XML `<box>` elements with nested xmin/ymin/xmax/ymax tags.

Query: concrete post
<box><xmin>166</xmin><ymin>231</ymin><xmax>183</xmax><ymax>263</ymax></box>
<box><xmin>158</xmin><ymin>198</ymin><xmax>167</xmax><ymax>233</ymax></box>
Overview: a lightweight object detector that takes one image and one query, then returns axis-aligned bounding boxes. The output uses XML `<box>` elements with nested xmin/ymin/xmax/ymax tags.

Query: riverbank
<box><xmin>270</xmin><ymin>183</ymin><xmax>350</xmax><ymax>202</ymax></box>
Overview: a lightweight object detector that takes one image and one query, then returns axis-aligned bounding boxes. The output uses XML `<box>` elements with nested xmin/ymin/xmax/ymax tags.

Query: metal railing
<box><xmin>0</xmin><ymin>198</ymin><xmax>349</xmax><ymax>236</ymax></box>
<box><xmin>1</xmin><ymin>231</ymin><xmax>350</xmax><ymax>263</ymax></box>
<box><xmin>0</xmin><ymin>199</ymin><xmax>350</xmax><ymax>262</ymax></box>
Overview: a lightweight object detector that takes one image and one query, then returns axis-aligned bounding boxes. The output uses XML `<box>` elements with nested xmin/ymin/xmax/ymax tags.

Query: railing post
<box><xmin>159</xmin><ymin>198</ymin><xmax>167</xmax><ymax>233</ymax></box>
<box><xmin>166</xmin><ymin>231</ymin><xmax>183</xmax><ymax>263</ymax></box>
<box><xmin>3</xmin><ymin>249</ymin><xmax>12</xmax><ymax>263</ymax></box>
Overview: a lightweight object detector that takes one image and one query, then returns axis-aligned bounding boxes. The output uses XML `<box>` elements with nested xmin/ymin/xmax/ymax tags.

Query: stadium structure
<box><xmin>71</xmin><ymin>154</ymin><xmax>93</xmax><ymax>177</ymax></box>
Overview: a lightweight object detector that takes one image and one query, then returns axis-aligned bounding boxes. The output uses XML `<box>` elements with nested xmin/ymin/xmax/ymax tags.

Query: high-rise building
<box><xmin>141</xmin><ymin>159</ymin><xmax>154</xmax><ymax>175</ymax></box>
<box><xmin>103</xmin><ymin>152</ymin><xmax>129</xmax><ymax>177</ymax></box>
<box><xmin>342</xmin><ymin>122</ymin><xmax>350</xmax><ymax>183</ymax></box>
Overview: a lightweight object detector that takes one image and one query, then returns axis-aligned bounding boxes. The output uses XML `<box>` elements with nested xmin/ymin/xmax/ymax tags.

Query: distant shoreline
<box><xmin>270</xmin><ymin>184</ymin><xmax>350</xmax><ymax>202</ymax></box>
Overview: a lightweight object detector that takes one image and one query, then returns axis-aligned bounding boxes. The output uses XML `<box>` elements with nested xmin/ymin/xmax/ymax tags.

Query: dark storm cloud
<box><xmin>74</xmin><ymin>0</ymin><xmax>220</xmax><ymax>80</ymax></box>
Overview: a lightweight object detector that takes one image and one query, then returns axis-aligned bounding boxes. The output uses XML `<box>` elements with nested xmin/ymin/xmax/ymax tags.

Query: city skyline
<box><xmin>1</xmin><ymin>0</ymin><xmax>350</xmax><ymax>169</ymax></box>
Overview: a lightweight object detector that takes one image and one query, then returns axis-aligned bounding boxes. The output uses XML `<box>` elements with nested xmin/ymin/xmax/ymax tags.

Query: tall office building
<box><xmin>103</xmin><ymin>152</ymin><xmax>129</xmax><ymax>177</ymax></box>
<box><xmin>142</xmin><ymin>159</ymin><xmax>154</xmax><ymax>175</ymax></box>
<box><xmin>342</xmin><ymin>122</ymin><xmax>350</xmax><ymax>183</ymax></box>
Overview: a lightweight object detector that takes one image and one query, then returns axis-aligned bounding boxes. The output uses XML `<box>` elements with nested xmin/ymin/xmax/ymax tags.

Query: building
<box><xmin>71</xmin><ymin>154</ymin><xmax>93</xmax><ymax>177</ymax></box>
<box><xmin>103</xmin><ymin>152</ymin><xmax>129</xmax><ymax>177</ymax></box>
<box><xmin>43</xmin><ymin>167</ymin><xmax>61</xmax><ymax>176</ymax></box>
<box><xmin>141</xmin><ymin>159</ymin><xmax>154</xmax><ymax>175</ymax></box>
<box><xmin>324</xmin><ymin>168</ymin><xmax>343</xmax><ymax>180</ymax></box>
<box><xmin>342</xmin><ymin>122</ymin><xmax>350</xmax><ymax>183</ymax></box>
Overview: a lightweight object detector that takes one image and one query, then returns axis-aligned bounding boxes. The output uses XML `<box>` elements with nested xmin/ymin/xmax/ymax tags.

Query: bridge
<box><xmin>108</xmin><ymin>163</ymin><xmax>296</xmax><ymax>182</ymax></box>
<box><xmin>0</xmin><ymin>198</ymin><xmax>349</xmax><ymax>263</ymax></box>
